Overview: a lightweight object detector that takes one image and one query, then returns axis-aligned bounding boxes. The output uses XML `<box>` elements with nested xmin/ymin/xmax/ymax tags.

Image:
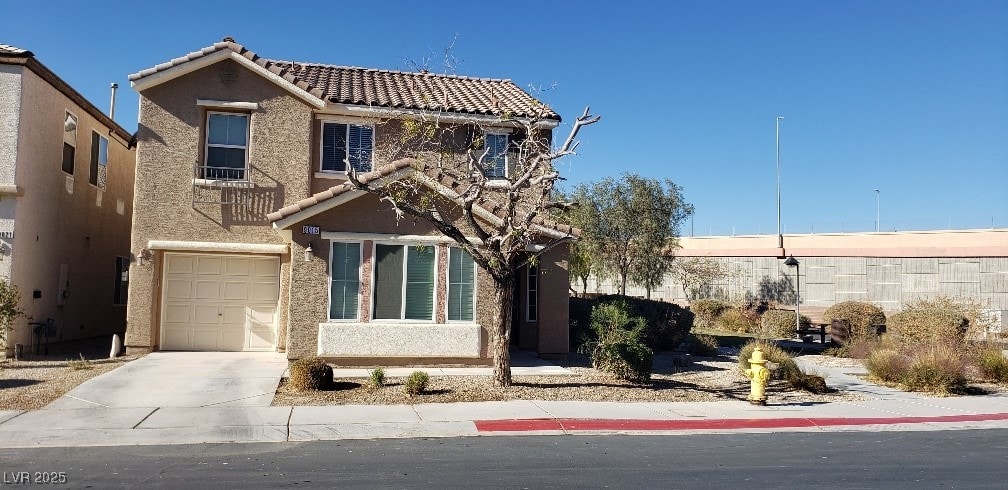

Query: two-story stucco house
<box><xmin>0</xmin><ymin>44</ymin><xmax>135</xmax><ymax>356</ymax></box>
<box><xmin>124</xmin><ymin>38</ymin><xmax>572</xmax><ymax>363</ymax></box>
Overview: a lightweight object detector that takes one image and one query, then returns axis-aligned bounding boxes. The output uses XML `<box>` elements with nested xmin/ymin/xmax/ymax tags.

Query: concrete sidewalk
<box><xmin>3</xmin><ymin>351</ymin><xmax>1008</xmax><ymax>448</ymax></box>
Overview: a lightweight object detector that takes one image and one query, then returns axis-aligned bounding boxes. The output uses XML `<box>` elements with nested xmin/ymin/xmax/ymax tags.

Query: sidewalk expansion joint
<box><xmin>132</xmin><ymin>408</ymin><xmax>159</xmax><ymax>429</ymax></box>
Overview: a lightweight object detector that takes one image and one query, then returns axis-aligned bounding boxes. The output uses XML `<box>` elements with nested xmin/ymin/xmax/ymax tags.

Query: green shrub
<box><xmin>864</xmin><ymin>348</ymin><xmax>909</xmax><ymax>383</ymax></box>
<box><xmin>902</xmin><ymin>345</ymin><xmax>966</xmax><ymax>393</ymax></box>
<box><xmin>289</xmin><ymin>357</ymin><xmax>334</xmax><ymax>391</ymax></box>
<box><xmin>686</xmin><ymin>333</ymin><xmax>719</xmax><ymax>357</ymax></box>
<box><xmin>571</xmin><ymin>295</ymin><xmax>693</xmax><ymax>352</ymax></box>
<box><xmin>582</xmin><ymin>301</ymin><xmax>653</xmax><ymax>382</ymax></box>
<box><xmin>738</xmin><ymin>341</ymin><xmax>802</xmax><ymax>384</ymax></box>
<box><xmin>593</xmin><ymin>340</ymin><xmax>654</xmax><ymax>382</ymax></box>
<box><xmin>404</xmin><ymin>371</ymin><xmax>430</xmax><ymax>396</ymax></box>
<box><xmin>759</xmin><ymin>310</ymin><xmax>810</xmax><ymax>339</ymax></box>
<box><xmin>823</xmin><ymin>301</ymin><xmax>886</xmax><ymax>343</ymax></box>
<box><xmin>888</xmin><ymin>308</ymin><xmax>967</xmax><ymax>345</ymax></box>
<box><xmin>370</xmin><ymin>367</ymin><xmax>386</xmax><ymax>388</ymax></box>
<box><xmin>690</xmin><ymin>299</ymin><xmax>729</xmax><ymax>329</ymax></box>
<box><xmin>971</xmin><ymin>343</ymin><xmax>1008</xmax><ymax>382</ymax></box>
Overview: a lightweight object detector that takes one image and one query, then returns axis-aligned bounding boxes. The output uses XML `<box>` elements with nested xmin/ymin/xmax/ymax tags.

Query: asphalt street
<box><xmin>2</xmin><ymin>429</ymin><xmax>1006</xmax><ymax>488</ymax></box>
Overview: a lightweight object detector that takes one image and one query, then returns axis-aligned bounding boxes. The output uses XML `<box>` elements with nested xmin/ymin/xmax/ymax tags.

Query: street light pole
<box><xmin>776</xmin><ymin>116</ymin><xmax>784</xmax><ymax>249</ymax></box>
<box><xmin>784</xmin><ymin>256</ymin><xmax>800</xmax><ymax>332</ymax></box>
<box><xmin>874</xmin><ymin>189</ymin><xmax>880</xmax><ymax>232</ymax></box>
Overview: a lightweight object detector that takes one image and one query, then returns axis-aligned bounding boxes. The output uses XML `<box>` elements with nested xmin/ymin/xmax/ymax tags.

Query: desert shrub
<box><xmin>582</xmin><ymin>301</ymin><xmax>653</xmax><ymax>382</ymax></box>
<box><xmin>67</xmin><ymin>354</ymin><xmax>92</xmax><ymax>371</ymax></box>
<box><xmin>289</xmin><ymin>357</ymin><xmax>334</xmax><ymax>391</ymax></box>
<box><xmin>0</xmin><ymin>280</ymin><xmax>24</xmax><ymax>342</ymax></box>
<box><xmin>738</xmin><ymin>341</ymin><xmax>802</xmax><ymax>384</ymax></box>
<box><xmin>758</xmin><ymin>310</ymin><xmax>811</xmax><ymax>339</ymax></box>
<box><xmin>686</xmin><ymin>333</ymin><xmax>720</xmax><ymax>357</ymax></box>
<box><xmin>571</xmin><ymin>295</ymin><xmax>693</xmax><ymax>352</ymax></box>
<box><xmin>971</xmin><ymin>343</ymin><xmax>1008</xmax><ymax>382</ymax></box>
<box><xmin>690</xmin><ymin>299</ymin><xmax>729</xmax><ymax>329</ymax></box>
<box><xmin>864</xmin><ymin>348</ymin><xmax>909</xmax><ymax>383</ymax></box>
<box><xmin>902</xmin><ymin>296</ymin><xmax>994</xmax><ymax>341</ymax></box>
<box><xmin>823</xmin><ymin>301</ymin><xmax>886</xmax><ymax>343</ymax></box>
<box><xmin>888</xmin><ymin>308</ymin><xmax>967</xmax><ymax>345</ymax></box>
<box><xmin>718</xmin><ymin>308</ymin><xmax>756</xmax><ymax>333</ymax></box>
<box><xmin>902</xmin><ymin>345</ymin><xmax>966</xmax><ymax>393</ymax></box>
<box><xmin>593</xmin><ymin>340</ymin><xmax>654</xmax><ymax>382</ymax></box>
<box><xmin>370</xmin><ymin>367</ymin><xmax>386</xmax><ymax>388</ymax></box>
<box><xmin>404</xmin><ymin>371</ymin><xmax>430</xmax><ymax>396</ymax></box>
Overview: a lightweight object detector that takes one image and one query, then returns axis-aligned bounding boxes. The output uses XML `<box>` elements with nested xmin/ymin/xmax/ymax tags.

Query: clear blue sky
<box><xmin>4</xmin><ymin>1</ymin><xmax>1006</xmax><ymax>235</ymax></box>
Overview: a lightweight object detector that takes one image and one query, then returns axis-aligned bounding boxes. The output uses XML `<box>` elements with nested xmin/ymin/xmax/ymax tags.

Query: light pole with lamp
<box><xmin>784</xmin><ymin>255</ymin><xmax>800</xmax><ymax>332</ymax></box>
<box><xmin>776</xmin><ymin>116</ymin><xmax>785</xmax><ymax>249</ymax></box>
<box><xmin>874</xmin><ymin>189</ymin><xmax>880</xmax><ymax>232</ymax></box>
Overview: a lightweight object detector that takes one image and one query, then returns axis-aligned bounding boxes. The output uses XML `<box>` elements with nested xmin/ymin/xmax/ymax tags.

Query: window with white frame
<box><xmin>329</xmin><ymin>242</ymin><xmax>361</xmax><ymax>320</ymax></box>
<box><xmin>447</xmin><ymin>248</ymin><xmax>476</xmax><ymax>321</ymax></box>
<box><xmin>62</xmin><ymin>111</ymin><xmax>77</xmax><ymax>175</ymax></box>
<box><xmin>372</xmin><ymin>244</ymin><xmax>435</xmax><ymax>320</ymax></box>
<box><xmin>526</xmin><ymin>263</ymin><xmax>538</xmax><ymax>322</ymax></box>
<box><xmin>321</xmin><ymin>122</ymin><xmax>373</xmax><ymax>173</ymax></box>
<box><xmin>114</xmin><ymin>256</ymin><xmax>129</xmax><ymax>305</ymax></box>
<box><xmin>89</xmin><ymin>131</ymin><xmax>108</xmax><ymax>189</ymax></box>
<box><xmin>205</xmin><ymin>112</ymin><xmax>249</xmax><ymax>180</ymax></box>
<box><xmin>482</xmin><ymin>132</ymin><xmax>508</xmax><ymax>179</ymax></box>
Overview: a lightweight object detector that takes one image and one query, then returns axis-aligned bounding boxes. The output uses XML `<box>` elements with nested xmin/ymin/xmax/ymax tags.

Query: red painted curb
<box><xmin>474</xmin><ymin>413</ymin><xmax>1008</xmax><ymax>433</ymax></box>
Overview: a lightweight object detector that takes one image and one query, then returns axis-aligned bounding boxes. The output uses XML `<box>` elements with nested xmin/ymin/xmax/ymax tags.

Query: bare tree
<box><xmin>670</xmin><ymin>257</ymin><xmax>729</xmax><ymax>300</ymax></box>
<box><xmin>346</xmin><ymin>107</ymin><xmax>599</xmax><ymax>387</ymax></box>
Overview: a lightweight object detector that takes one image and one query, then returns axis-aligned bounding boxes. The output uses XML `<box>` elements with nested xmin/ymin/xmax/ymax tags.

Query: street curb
<box><xmin>474</xmin><ymin>412</ymin><xmax>1008</xmax><ymax>432</ymax></box>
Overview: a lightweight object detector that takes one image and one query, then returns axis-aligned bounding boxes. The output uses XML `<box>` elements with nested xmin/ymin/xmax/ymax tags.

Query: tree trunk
<box><xmin>645</xmin><ymin>286</ymin><xmax>651</xmax><ymax>300</ymax></box>
<box><xmin>491</xmin><ymin>274</ymin><xmax>516</xmax><ymax>387</ymax></box>
<box><xmin>580</xmin><ymin>276</ymin><xmax>588</xmax><ymax>297</ymax></box>
<box><xmin>619</xmin><ymin>272</ymin><xmax>627</xmax><ymax>296</ymax></box>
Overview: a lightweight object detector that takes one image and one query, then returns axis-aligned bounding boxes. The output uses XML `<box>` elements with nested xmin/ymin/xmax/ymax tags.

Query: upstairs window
<box><xmin>482</xmin><ymin>132</ymin><xmax>508</xmax><ymax>179</ymax></box>
<box><xmin>205</xmin><ymin>112</ymin><xmax>249</xmax><ymax>180</ymax></box>
<box><xmin>321</xmin><ymin>122</ymin><xmax>373</xmax><ymax>173</ymax></box>
<box><xmin>89</xmin><ymin>131</ymin><xmax>108</xmax><ymax>189</ymax></box>
<box><xmin>62</xmin><ymin>111</ymin><xmax>77</xmax><ymax>175</ymax></box>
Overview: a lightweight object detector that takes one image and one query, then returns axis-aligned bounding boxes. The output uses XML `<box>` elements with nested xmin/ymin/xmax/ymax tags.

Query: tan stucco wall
<box><xmin>2</xmin><ymin>65</ymin><xmax>135</xmax><ymax>353</ymax></box>
<box><xmin>126</xmin><ymin>58</ymin><xmax>312</xmax><ymax>353</ymax></box>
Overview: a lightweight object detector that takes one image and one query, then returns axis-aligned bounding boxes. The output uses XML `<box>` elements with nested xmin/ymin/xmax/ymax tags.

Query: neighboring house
<box><xmin>0</xmin><ymin>44</ymin><xmax>135</xmax><ymax>356</ymax></box>
<box><xmin>124</xmin><ymin>38</ymin><xmax>572</xmax><ymax>363</ymax></box>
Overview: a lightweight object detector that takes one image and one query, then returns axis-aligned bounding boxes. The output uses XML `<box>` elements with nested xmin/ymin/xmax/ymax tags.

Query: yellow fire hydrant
<box><xmin>744</xmin><ymin>346</ymin><xmax>771</xmax><ymax>405</ymax></box>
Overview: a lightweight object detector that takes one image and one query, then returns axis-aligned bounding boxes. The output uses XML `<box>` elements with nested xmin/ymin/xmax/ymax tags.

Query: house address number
<box><xmin>302</xmin><ymin>225</ymin><xmax>320</xmax><ymax>235</ymax></box>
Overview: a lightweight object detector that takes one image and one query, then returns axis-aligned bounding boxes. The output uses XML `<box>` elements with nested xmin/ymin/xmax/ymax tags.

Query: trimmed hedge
<box><xmin>288</xmin><ymin>357</ymin><xmax>333</xmax><ymax>391</ymax></box>
<box><xmin>570</xmin><ymin>295</ymin><xmax>694</xmax><ymax>352</ymax></box>
<box><xmin>759</xmin><ymin>309</ymin><xmax>810</xmax><ymax>339</ymax></box>
<box><xmin>690</xmin><ymin>299</ymin><xmax>729</xmax><ymax>329</ymax></box>
<box><xmin>888</xmin><ymin>308</ymin><xmax>967</xmax><ymax>345</ymax></box>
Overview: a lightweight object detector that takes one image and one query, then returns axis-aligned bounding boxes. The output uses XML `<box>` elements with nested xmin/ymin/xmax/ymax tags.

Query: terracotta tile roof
<box><xmin>271</xmin><ymin>61</ymin><xmax>559</xmax><ymax>120</ymax></box>
<box><xmin>267</xmin><ymin>160</ymin><xmax>578</xmax><ymax>239</ymax></box>
<box><xmin>129</xmin><ymin>37</ymin><xmax>558</xmax><ymax>120</ymax></box>
<box><xmin>0</xmin><ymin>44</ymin><xmax>32</xmax><ymax>56</ymax></box>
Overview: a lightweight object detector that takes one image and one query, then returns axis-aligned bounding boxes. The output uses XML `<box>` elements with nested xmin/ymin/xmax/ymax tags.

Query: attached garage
<box><xmin>160</xmin><ymin>253</ymin><xmax>280</xmax><ymax>351</ymax></box>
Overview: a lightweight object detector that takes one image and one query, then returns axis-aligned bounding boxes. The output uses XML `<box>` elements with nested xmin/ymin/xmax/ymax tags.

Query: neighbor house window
<box><xmin>372</xmin><ymin>244</ymin><xmax>435</xmax><ymax>320</ymax></box>
<box><xmin>89</xmin><ymin>131</ymin><xmax>108</xmax><ymax>189</ymax></box>
<box><xmin>329</xmin><ymin>242</ymin><xmax>361</xmax><ymax>320</ymax></box>
<box><xmin>482</xmin><ymin>132</ymin><xmax>508</xmax><ymax>179</ymax></box>
<box><xmin>62</xmin><ymin>111</ymin><xmax>77</xmax><ymax>175</ymax></box>
<box><xmin>447</xmin><ymin>248</ymin><xmax>475</xmax><ymax>321</ymax></box>
<box><xmin>114</xmin><ymin>256</ymin><xmax>129</xmax><ymax>305</ymax></box>
<box><xmin>205</xmin><ymin>112</ymin><xmax>249</xmax><ymax>180</ymax></box>
<box><xmin>526</xmin><ymin>263</ymin><xmax>538</xmax><ymax>322</ymax></box>
<box><xmin>321</xmin><ymin>122</ymin><xmax>373</xmax><ymax>173</ymax></box>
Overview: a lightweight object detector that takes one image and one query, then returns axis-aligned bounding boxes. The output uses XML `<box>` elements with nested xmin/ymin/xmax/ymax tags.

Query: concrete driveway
<box><xmin>46</xmin><ymin>351</ymin><xmax>289</xmax><ymax>409</ymax></box>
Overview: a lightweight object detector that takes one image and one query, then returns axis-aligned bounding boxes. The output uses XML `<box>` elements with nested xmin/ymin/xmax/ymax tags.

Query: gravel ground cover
<box><xmin>0</xmin><ymin>336</ymin><xmax>136</xmax><ymax>410</ymax></box>
<box><xmin>273</xmin><ymin>352</ymin><xmax>867</xmax><ymax>406</ymax></box>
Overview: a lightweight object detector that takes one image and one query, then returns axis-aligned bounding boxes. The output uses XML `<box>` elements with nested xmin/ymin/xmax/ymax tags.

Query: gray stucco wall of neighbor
<box><xmin>588</xmin><ymin>231</ymin><xmax>1008</xmax><ymax>318</ymax></box>
<box><xmin>125</xmin><ymin>58</ymin><xmax>312</xmax><ymax>354</ymax></box>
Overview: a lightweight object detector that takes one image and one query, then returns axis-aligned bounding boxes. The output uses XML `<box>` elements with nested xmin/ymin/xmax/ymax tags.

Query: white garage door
<box><xmin>160</xmin><ymin>253</ymin><xmax>280</xmax><ymax>351</ymax></box>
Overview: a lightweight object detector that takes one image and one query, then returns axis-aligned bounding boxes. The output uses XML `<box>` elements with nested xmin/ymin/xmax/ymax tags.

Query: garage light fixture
<box><xmin>304</xmin><ymin>243</ymin><xmax>314</xmax><ymax>262</ymax></box>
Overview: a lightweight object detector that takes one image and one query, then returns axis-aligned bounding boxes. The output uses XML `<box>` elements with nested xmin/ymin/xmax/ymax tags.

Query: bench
<box><xmin>796</xmin><ymin>323</ymin><xmax>829</xmax><ymax>344</ymax></box>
